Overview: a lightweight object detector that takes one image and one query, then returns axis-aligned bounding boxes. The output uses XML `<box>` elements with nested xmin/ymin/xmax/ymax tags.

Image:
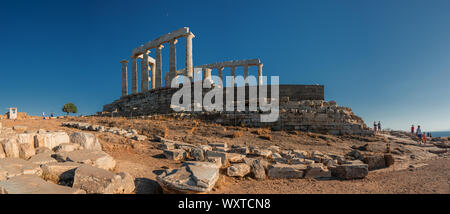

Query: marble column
<box><xmin>155</xmin><ymin>44</ymin><xmax>164</xmax><ymax>88</ymax></box>
<box><xmin>257</xmin><ymin>63</ymin><xmax>263</xmax><ymax>85</ymax></box>
<box><xmin>169</xmin><ymin>39</ymin><xmax>178</xmax><ymax>81</ymax></box>
<box><xmin>244</xmin><ymin>64</ymin><xmax>249</xmax><ymax>85</ymax></box>
<box><xmin>120</xmin><ymin>60</ymin><xmax>128</xmax><ymax>97</ymax></box>
<box><xmin>131</xmin><ymin>57</ymin><xmax>138</xmax><ymax>94</ymax></box>
<box><xmin>151</xmin><ymin>63</ymin><xmax>156</xmax><ymax>89</ymax></box>
<box><xmin>202</xmin><ymin>67</ymin><xmax>212</xmax><ymax>88</ymax></box>
<box><xmin>185</xmin><ymin>33</ymin><xmax>195</xmax><ymax>81</ymax></box>
<box><xmin>230</xmin><ymin>66</ymin><xmax>236</xmax><ymax>87</ymax></box>
<box><xmin>218</xmin><ymin>67</ymin><xmax>224</xmax><ymax>84</ymax></box>
<box><xmin>142</xmin><ymin>51</ymin><xmax>149</xmax><ymax>92</ymax></box>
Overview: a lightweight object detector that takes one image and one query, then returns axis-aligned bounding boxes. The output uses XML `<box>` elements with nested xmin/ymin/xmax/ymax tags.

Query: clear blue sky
<box><xmin>1</xmin><ymin>0</ymin><xmax>449</xmax><ymax>131</ymax></box>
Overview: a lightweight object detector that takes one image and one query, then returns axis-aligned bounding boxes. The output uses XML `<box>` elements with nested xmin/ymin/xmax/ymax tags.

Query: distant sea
<box><xmin>429</xmin><ymin>131</ymin><xmax>450</xmax><ymax>138</ymax></box>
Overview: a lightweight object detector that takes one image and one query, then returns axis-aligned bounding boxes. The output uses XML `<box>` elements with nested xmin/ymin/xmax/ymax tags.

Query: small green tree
<box><xmin>62</xmin><ymin>103</ymin><xmax>78</xmax><ymax>115</ymax></box>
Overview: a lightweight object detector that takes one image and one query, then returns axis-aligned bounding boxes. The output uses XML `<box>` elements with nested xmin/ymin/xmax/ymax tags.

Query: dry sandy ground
<box><xmin>2</xmin><ymin>117</ymin><xmax>449</xmax><ymax>194</ymax></box>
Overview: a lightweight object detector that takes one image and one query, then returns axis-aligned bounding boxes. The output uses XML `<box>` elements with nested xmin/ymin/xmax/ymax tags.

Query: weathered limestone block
<box><xmin>293</xmin><ymin>150</ymin><xmax>309</xmax><ymax>159</ymax></box>
<box><xmin>362</xmin><ymin>155</ymin><xmax>386</xmax><ymax>170</ymax></box>
<box><xmin>157</xmin><ymin>162</ymin><xmax>219</xmax><ymax>193</ymax></box>
<box><xmin>0</xmin><ymin>158</ymin><xmax>42</xmax><ymax>180</ymax></box>
<box><xmin>227</xmin><ymin>163</ymin><xmax>250</xmax><ymax>177</ymax></box>
<box><xmin>206</xmin><ymin>150</ymin><xmax>229</xmax><ymax>165</ymax></box>
<box><xmin>268</xmin><ymin>146</ymin><xmax>280</xmax><ymax>153</ymax></box>
<box><xmin>163</xmin><ymin>149</ymin><xmax>186</xmax><ymax>161</ymax></box>
<box><xmin>69</xmin><ymin>132</ymin><xmax>102</xmax><ymax>151</ymax></box>
<box><xmin>191</xmin><ymin>148</ymin><xmax>205</xmax><ymax>161</ymax></box>
<box><xmin>347</xmin><ymin>150</ymin><xmax>363</xmax><ymax>160</ymax></box>
<box><xmin>18</xmin><ymin>142</ymin><xmax>35</xmax><ymax>159</ymax></box>
<box><xmin>53</xmin><ymin>143</ymin><xmax>81</xmax><ymax>153</ymax></box>
<box><xmin>118</xmin><ymin>172</ymin><xmax>136</xmax><ymax>194</ymax></box>
<box><xmin>227</xmin><ymin>153</ymin><xmax>246</xmax><ymax>163</ymax></box>
<box><xmin>157</xmin><ymin>142</ymin><xmax>175</xmax><ymax>150</ymax></box>
<box><xmin>384</xmin><ymin>154</ymin><xmax>395</xmax><ymax>167</ymax></box>
<box><xmin>1</xmin><ymin>139</ymin><xmax>20</xmax><ymax>158</ymax></box>
<box><xmin>290</xmin><ymin>157</ymin><xmax>315</xmax><ymax>165</ymax></box>
<box><xmin>244</xmin><ymin>158</ymin><xmax>267</xmax><ymax>180</ymax></box>
<box><xmin>41</xmin><ymin>162</ymin><xmax>81</xmax><ymax>183</ymax></box>
<box><xmin>35</xmin><ymin>147</ymin><xmax>52</xmax><ymax>154</ymax></box>
<box><xmin>72</xmin><ymin>165</ymin><xmax>133</xmax><ymax>194</ymax></box>
<box><xmin>331</xmin><ymin>164</ymin><xmax>368</xmax><ymax>180</ymax></box>
<box><xmin>132</xmin><ymin>134</ymin><xmax>147</xmax><ymax>141</ymax></box>
<box><xmin>230</xmin><ymin>146</ymin><xmax>249</xmax><ymax>154</ymax></box>
<box><xmin>55</xmin><ymin>150</ymin><xmax>116</xmax><ymax>171</ymax></box>
<box><xmin>267</xmin><ymin>164</ymin><xmax>307</xmax><ymax>179</ymax></box>
<box><xmin>273</xmin><ymin>153</ymin><xmax>289</xmax><ymax>164</ymax></box>
<box><xmin>34</xmin><ymin>132</ymin><xmax>70</xmax><ymax>150</ymax></box>
<box><xmin>174</xmin><ymin>142</ymin><xmax>197</xmax><ymax>153</ymax></box>
<box><xmin>17</xmin><ymin>133</ymin><xmax>35</xmax><ymax>147</ymax></box>
<box><xmin>0</xmin><ymin>175</ymin><xmax>85</xmax><ymax>194</ymax></box>
<box><xmin>28</xmin><ymin>153</ymin><xmax>57</xmax><ymax>165</ymax></box>
<box><xmin>12</xmin><ymin>125</ymin><xmax>28</xmax><ymax>133</ymax></box>
<box><xmin>209</xmin><ymin>142</ymin><xmax>228</xmax><ymax>150</ymax></box>
<box><xmin>304</xmin><ymin>163</ymin><xmax>331</xmax><ymax>178</ymax></box>
<box><xmin>206</xmin><ymin>156</ymin><xmax>222</xmax><ymax>168</ymax></box>
<box><xmin>253</xmin><ymin>148</ymin><xmax>272</xmax><ymax>158</ymax></box>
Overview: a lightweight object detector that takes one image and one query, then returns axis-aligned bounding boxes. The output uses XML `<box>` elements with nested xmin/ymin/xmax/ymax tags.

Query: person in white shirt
<box><xmin>416</xmin><ymin>125</ymin><xmax>423</xmax><ymax>143</ymax></box>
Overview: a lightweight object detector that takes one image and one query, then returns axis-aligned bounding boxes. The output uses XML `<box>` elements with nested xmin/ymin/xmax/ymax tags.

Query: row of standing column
<box><xmin>201</xmin><ymin>64</ymin><xmax>263</xmax><ymax>86</ymax></box>
<box><xmin>121</xmin><ymin>33</ymin><xmax>194</xmax><ymax>97</ymax></box>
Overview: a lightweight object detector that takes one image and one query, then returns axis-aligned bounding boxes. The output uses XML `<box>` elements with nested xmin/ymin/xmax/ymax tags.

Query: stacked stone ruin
<box><xmin>153</xmin><ymin>136</ymin><xmax>396</xmax><ymax>193</ymax></box>
<box><xmin>0</xmin><ymin>122</ymin><xmax>134</xmax><ymax>194</ymax></box>
<box><xmin>103</xmin><ymin>27</ymin><xmax>372</xmax><ymax>135</ymax></box>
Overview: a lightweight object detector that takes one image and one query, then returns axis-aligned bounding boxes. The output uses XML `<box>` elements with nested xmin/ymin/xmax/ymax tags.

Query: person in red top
<box><xmin>411</xmin><ymin>125</ymin><xmax>415</xmax><ymax>134</ymax></box>
<box><xmin>423</xmin><ymin>133</ymin><xmax>427</xmax><ymax>144</ymax></box>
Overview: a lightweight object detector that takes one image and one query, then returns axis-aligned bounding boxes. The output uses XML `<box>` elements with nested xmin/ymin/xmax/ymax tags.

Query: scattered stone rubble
<box><xmin>62</xmin><ymin>121</ymin><xmax>147</xmax><ymax>141</ymax></box>
<box><xmin>0</xmin><ymin>122</ymin><xmax>135</xmax><ymax>194</ymax></box>
<box><xmin>154</xmin><ymin>136</ymin><xmax>397</xmax><ymax>193</ymax></box>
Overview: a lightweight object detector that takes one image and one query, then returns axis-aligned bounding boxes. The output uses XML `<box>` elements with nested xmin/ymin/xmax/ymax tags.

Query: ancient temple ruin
<box><xmin>103</xmin><ymin>27</ymin><xmax>372</xmax><ymax>135</ymax></box>
<box><xmin>119</xmin><ymin>27</ymin><xmax>266</xmax><ymax>96</ymax></box>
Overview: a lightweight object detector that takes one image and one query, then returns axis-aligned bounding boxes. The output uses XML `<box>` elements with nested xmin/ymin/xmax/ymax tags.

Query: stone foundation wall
<box><xmin>102</xmin><ymin>84</ymin><xmax>371</xmax><ymax>135</ymax></box>
<box><xmin>103</xmin><ymin>84</ymin><xmax>324</xmax><ymax>116</ymax></box>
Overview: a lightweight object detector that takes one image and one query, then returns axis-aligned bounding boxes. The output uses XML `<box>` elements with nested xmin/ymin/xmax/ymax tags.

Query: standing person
<box><xmin>42</xmin><ymin>112</ymin><xmax>45</xmax><ymax>119</ymax></box>
<box><xmin>411</xmin><ymin>125</ymin><xmax>415</xmax><ymax>134</ymax></box>
<box><xmin>416</xmin><ymin>125</ymin><xmax>422</xmax><ymax>144</ymax></box>
<box><xmin>423</xmin><ymin>132</ymin><xmax>427</xmax><ymax>144</ymax></box>
<box><xmin>378</xmin><ymin>121</ymin><xmax>382</xmax><ymax>132</ymax></box>
<box><xmin>373</xmin><ymin>121</ymin><xmax>377</xmax><ymax>132</ymax></box>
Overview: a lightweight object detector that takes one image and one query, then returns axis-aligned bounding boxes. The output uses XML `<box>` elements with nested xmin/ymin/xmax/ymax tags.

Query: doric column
<box><xmin>244</xmin><ymin>64</ymin><xmax>249</xmax><ymax>85</ymax></box>
<box><xmin>230</xmin><ymin>66</ymin><xmax>236</xmax><ymax>87</ymax></box>
<box><xmin>151</xmin><ymin>63</ymin><xmax>156</xmax><ymax>89</ymax></box>
<box><xmin>131</xmin><ymin>57</ymin><xmax>138</xmax><ymax>94</ymax></box>
<box><xmin>218</xmin><ymin>67</ymin><xmax>224</xmax><ymax>84</ymax></box>
<box><xmin>142</xmin><ymin>51</ymin><xmax>149</xmax><ymax>92</ymax></box>
<box><xmin>155</xmin><ymin>44</ymin><xmax>164</xmax><ymax>88</ymax></box>
<box><xmin>185</xmin><ymin>33</ymin><xmax>195</xmax><ymax>81</ymax></box>
<box><xmin>202</xmin><ymin>67</ymin><xmax>212</xmax><ymax>88</ymax></box>
<box><xmin>257</xmin><ymin>63</ymin><xmax>263</xmax><ymax>85</ymax></box>
<box><xmin>120</xmin><ymin>60</ymin><xmax>128</xmax><ymax>97</ymax></box>
<box><xmin>169</xmin><ymin>39</ymin><xmax>178</xmax><ymax>78</ymax></box>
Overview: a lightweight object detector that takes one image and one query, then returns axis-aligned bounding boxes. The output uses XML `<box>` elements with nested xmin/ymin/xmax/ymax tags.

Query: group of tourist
<box><xmin>411</xmin><ymin>125</ymin><xmax>431</xmax><ymax>144</ymax></box>
<box><xmin>373</xmin><ymin>121</ymin><xmax>382</xmax><ymax>132</ymax></box>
